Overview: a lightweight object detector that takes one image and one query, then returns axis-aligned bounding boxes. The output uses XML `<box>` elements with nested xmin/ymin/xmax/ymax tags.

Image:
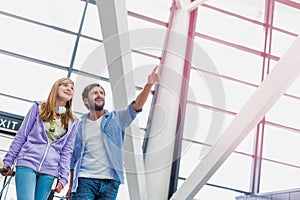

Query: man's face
<box><xmin>86</xmin><ymin>86</ymin><xmax>105</xmax><ymax>111</ymax></box>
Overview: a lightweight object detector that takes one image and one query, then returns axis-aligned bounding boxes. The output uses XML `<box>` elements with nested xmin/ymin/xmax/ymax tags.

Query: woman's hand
<box><xmin>54</xmin><ymin>181</ymin><xmax>64</xmax><ymax>193</ymax></box>
<box><xmin>0</xmin><ymin>164</ymin><xmax>14</xmax><ymax>176</ymax></box>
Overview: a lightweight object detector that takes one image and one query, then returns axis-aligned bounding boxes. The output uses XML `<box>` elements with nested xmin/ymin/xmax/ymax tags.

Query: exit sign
<box><xmin>0</xmin><ymin>111</ymin><xmax>24</xmax><ymax>136</ymax></box>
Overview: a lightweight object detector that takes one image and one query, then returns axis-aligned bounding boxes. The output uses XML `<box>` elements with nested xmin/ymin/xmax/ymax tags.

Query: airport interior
<box><xmin>1</xmin><ymin>0</ymin><xmax>300</xmax><ymax>199</ymax></box>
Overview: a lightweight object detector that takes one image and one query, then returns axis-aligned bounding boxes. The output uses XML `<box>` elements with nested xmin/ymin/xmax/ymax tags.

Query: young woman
<box><xmin>1</xmin><ymin>78</ymin><xmax>78</xmax><ymax>200</ymax></box>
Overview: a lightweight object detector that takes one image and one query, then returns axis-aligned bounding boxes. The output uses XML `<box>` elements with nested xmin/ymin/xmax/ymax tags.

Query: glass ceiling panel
<box><xmin>206</xmin><ymin>0</ymin><xmax>265</xmax><ymax>23</ymax></box>
<box><xmin>271</xmin><ymin>29</ymin><xmax>297</xmax><ymax>58</ymax></box>
<box><xmin>235</xmin><ymin>129</ymin><xmax>255</xmax><ymax>155</ymax></box>
<box><xmin>207</xmin><ymin>153</ymin><xmax>252</xmax><ymax>191</ymax></box>
<box><xmin>131</xmin><ymin>52</ymin><xmax>160</xmax><ymax>82</ymax></box>
<box><xmin>0</xmin><ymin>15</ymin><xmax>76</xmax><ymax>66</ymax></box>
<box><xmin>177</xmin><ymin>180</ymin><xmax>243</xmax><ymax>199</ymax></box>
<box><xmin>221</xmin><ymin>79</ymin><xmax>256</xmax><ymax>113</ymax></box>
<box><xmin>187</xmin><ymin>76</ymin><xmax>207</xmax><ymax>106</ymax></box>
<box><xmin>0</xmin><ymin>54</ymin><xmax>68</xmax><ymax>101</ymax></box>
<box><xmin>128</xmin><ymin>17</ymin><xmax>166</xmax><ymax>58</ymax></box>
<box><xmin>193</xmin><ymin>38</ymin><xmax>263</xmax><ymax>85</ymax></box>
<box><xmin>196</xmin><ymin>6</ymin><xmax>264</xmax><ymax>51</ymax></box>
<box><xmin>0</xmin><ymin>96</ymin><xmax>32</xmax><ymax>117</ymax></box>
<box><xmin>0</xmin><ymin>0</ymin><xmax>84</xmax><ymax>32</ymax></box>
<box><xmin>188</xmin><ymin>69</ymin><xmax>257</xmax><ymax>113</ymax></box>
<box><xmin>81</xmin><ymin>4</ymin><xmax>103</xmax><ymax>40</ymax></box>
<box><xmin>188</xmin><ymin>70</ymin><xmax>226</xmax><ymax>109</ymax></box>
<box><xmin>183</xmin><ymin>104</ymin><xmax>227</xmax><ymax>145</ymax></box>
<box><xmin>266</xmin><ymin>95</ymin><xmax>300</xmax><ymax>130</ymax></box>
<box><xmin>126</xmin><ymin>0</ymin><xmax>172</xmax><ymax>22</ymax></box>
<box><xmin>260</xmin><ymin>160</ymin><xmax>300</xmax><ymax>193</ymax></box>
<box><xmin>179</xmin><ymin>142</ymin><xmax>252</xmax><ymax>191</ymax></box>
<box><xmin>286</xmin><ymin>76</ymin><xmax>300</xmax><ymax>97</ymax></box>
<box><xmin>274</xmin><ymin>2</ymin><xmax>300</xmax><ymax>34</ymax></box>
<box><xmin>268</xmin><ymin>58</ymin><xmax>278</xmax><ymax>73</ymax></box>
<box><xmin>73</xmin><ymin>38</ymin><xmax>107</xmax><ymax>77</ymax></box>
<box><xmin>183</xmin><ymin>103</ymin><xmax>255</xmax><ymax>156</ymax></box>
<box><xmin>263</xmin><ymin>125</ymin><xmax>300</xmax><ymax>166</ymax></box>
<box><xmin>0</xmin><ymin>136</ymin><xmax>13</xmax><ymax>152</ymax></box>
<box><xmin>179</xmin><ymin>141</ymin><xmax>207</xmax><ymax>177</ymax></box>
<box><xmin>194</xmin><ymin>184</ymin><xmax>242</xmax><ymax>200</ymax></box>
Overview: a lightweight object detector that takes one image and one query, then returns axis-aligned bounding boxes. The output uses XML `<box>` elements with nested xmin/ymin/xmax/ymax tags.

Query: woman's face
<box><xmin>57</xmin><ymin>82</ymin><xmax>74</xmax><ymax>102</ymax></box>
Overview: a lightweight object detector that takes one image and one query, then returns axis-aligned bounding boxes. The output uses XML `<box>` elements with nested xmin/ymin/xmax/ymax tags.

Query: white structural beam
<box><xmin>187</xmin><ymin>0</ymin><xmax>208</xmax><ymax>12</ymax></box>
<box><xmin>175</xmin><ymin>0</ymin><xmax>182</xmax><ymax>9</ymax></box>
<box><xmin>175</xmin><ymin>0</ymin><xmax>207</xmax><ymax>11</ymax></box>
<box><xmin>96</xmin><ymin>1</ymin><xmax>148</xmax><ymax>200</ymax></box>
<box><xmin>143</xmin><ymin>1</ymin><xmax>195</xmax><ymax>199</ymax></box>
<box><xmin>171</xmin><ymin>36</ymin><xmax>300</xmax><ymax>200</ymax></box>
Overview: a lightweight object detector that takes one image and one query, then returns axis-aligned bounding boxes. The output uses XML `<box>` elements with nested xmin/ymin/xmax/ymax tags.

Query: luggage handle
<box><xmin>0</xmin><ymin>167</ymin><xmax>16</xmax><ymax>200</ymax></box>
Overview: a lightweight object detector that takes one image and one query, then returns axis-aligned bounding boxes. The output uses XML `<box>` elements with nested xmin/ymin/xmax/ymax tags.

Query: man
<box><xmin>68</xmin><ymin>66</ymin><xmax>160</xmax><ymax>200</ymax></box>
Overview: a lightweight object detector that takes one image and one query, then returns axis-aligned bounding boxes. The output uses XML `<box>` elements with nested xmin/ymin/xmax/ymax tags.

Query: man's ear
<box><xmin>83</xmin><ymin>98</ymin><xmax>89</xmax><ymax>107</ymax></box>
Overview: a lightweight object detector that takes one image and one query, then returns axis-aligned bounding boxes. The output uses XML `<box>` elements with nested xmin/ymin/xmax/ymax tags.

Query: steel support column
<box><xmin>250</xmin><ymin>0</ymin><xmax>275</xmax><ymax>194</ymax></box>
<box><xmin>143</xmin><ymin>1</ymin><xmax>197</xmax><ymax>199</ymax></box>
<box><xmin>96</xmin><ymin>0</ymin><xmax>147</xmax><ymax>199</ymax></box>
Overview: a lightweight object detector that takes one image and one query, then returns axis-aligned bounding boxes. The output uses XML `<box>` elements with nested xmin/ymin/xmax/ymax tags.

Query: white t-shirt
<box><xmin>78</xmin><ymin>117</ymin><xmax>113</xmax><ymax>179</ymax></box>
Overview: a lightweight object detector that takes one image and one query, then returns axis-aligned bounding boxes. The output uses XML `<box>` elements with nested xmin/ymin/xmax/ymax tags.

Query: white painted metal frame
<box><xmin>175</xmin><ymin>0</ymin><xmax>207</xmax><ymax>11</ymax></box>
<box><xmin>143</xmin><ymin>0</ymin><xmax>196</xmax><ymax>199</ymax></box>
<box><xmin>96</xmin><ymin>0</ymin><xmax>148</xmax><ymax>199</ymax></box>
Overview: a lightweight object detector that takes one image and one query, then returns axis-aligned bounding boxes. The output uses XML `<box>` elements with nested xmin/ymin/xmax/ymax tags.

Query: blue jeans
<box><xmin>15</xmin><ymin>166</ymin><xmax>55</xmax><ymax>200</ymax></box>
<box><xmin>71</xmin><ymin>177</ymin><xmax>120</xmax><ymax>200</ymax></box>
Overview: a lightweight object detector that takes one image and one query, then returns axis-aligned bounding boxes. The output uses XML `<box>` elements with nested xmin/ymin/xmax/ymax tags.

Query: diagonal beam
<box><xmin>96</xmin><ymin>0</ymin><xmax>148</xmax><ymax>200</ymax></box>
<box><xmin>171</xmin><ymin>36</ymin><xmax>300</xmax><ymax>200</ymax></box>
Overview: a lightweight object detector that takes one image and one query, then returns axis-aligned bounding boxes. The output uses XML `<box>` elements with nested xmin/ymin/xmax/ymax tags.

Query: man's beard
<box><xmin>89</xmin><ymin>99</ymin><xmax>105</xmax><ymax>111</ymax></box>
<box><xmin>94</xmin><ymin>103</ymin><xmax>104</xmax><ymax>111</ymax></box>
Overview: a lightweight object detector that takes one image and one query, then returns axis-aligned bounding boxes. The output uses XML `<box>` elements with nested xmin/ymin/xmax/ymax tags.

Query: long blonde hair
<box><xmin>40</xmin><ymin>78</ymin><xmax>75</xmax><ymax>129</ymax></box>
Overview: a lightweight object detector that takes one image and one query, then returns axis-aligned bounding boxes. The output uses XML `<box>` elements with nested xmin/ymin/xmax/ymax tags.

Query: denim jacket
<box><xmin>70</xmin><ymin>101</ymin><xmax>141</xmax><ymax>192</ymax></box>
<box><xmin>3</xmin><ymin>101</ymin><xmax>78</xmax><ymax>186</ymax></box>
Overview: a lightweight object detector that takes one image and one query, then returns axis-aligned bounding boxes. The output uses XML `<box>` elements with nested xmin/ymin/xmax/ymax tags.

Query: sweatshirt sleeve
<box><xmin>59</xmin><ymin>122</ymin><xmax>78</xmax><ymax>187</ymax></box>
<box><xmin>3</xmin><ymin>102</ymin><xmax>39</xmax><ymax>168</ymax></box>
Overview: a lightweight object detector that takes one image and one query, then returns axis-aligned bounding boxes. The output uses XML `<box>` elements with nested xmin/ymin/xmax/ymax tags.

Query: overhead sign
<box><xmin>0</xmin><ymin>111</ymin><xmax>24</xmax><ymax>136</ymax></box>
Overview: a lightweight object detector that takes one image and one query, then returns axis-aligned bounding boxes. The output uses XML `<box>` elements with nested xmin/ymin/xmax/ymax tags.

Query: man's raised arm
<box><xmin>132</xmin><ymin>65</ymin><xmax>160</xmax><ymax>111</ymax></box>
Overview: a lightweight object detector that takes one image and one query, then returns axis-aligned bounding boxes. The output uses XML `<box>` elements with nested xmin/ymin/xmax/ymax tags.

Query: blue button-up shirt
<box><xmin>70</xmin><ymin>101</ymin><xmax>141</xmax><ymax>192</ymax></box>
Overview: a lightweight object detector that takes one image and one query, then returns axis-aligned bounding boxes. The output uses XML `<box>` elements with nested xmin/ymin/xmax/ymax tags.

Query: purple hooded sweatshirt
<box><xmin>3</xmin><ymin>101</ymin><xmax>77</xmax><ymax>186</ymax></box>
